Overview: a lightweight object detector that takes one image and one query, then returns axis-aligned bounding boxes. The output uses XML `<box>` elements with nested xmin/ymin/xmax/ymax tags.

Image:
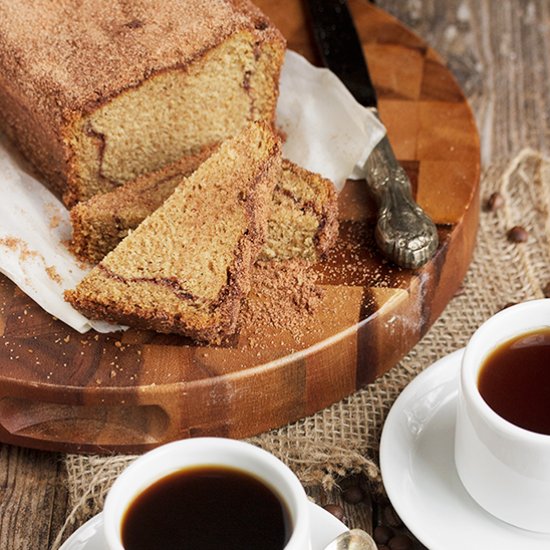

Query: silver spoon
<box><xmin>323</xmin><ymin>529</ymin><xmax>378</xmax><ymax>550</ymax></box>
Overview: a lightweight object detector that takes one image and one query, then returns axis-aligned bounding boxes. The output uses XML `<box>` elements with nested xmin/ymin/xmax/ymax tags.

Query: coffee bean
<box><xmin>342</xmin><ymin>485</ymin><xmax>364</xmax><ymax>504</ymax></box>
<box><xmin>499</xmin><ymin>301</ymin><xmax>518</xmax><ymax>311</ymax></box>
<box><xmin>374</xmin><ymin>525</ymin><xmax>394</xmax><ymax>545</ymax></box>
<box><xmin>507</xmin><ymin>225</ymin><xmax>529</xmax><ymax>243</ymax></box>
<box><xmin>388</xmin><ymin>534</ymin><xmax>414</xmax><ymax>550</ymax></box>
<box><xmin>378</xmin><ymin>546</ymin><xmax>390</xmax><ymax>550</ymax></box>
<box><xmin>543</xmin><ymin>281</ymin><xmax>550</xmax><ymax>299</ymax></box>
<box><xmin>323</xmin><ymin>504</ymin><xmax>346</xmax><ymax>523</ymax></box>
<box><xmin>383</xmin><ymin>505</ymin><xmax>403</xmax><ymax>528</ymax></box>
<box><xmin>485</xmin><ymin>191</ymin><xmax>504</xmax><ymax>211</ymax></box>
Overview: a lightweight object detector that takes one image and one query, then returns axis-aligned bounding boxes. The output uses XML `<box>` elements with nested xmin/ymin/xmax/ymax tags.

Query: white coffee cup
<box><xmin>103</xmin><ymin>438</ymin><xmax>312</xmax><ymax>549</ymax></box>
<box><xmin>454</xmin><ymin>299</ymin><xmax>550</xmax><ymax>533</ymax></box>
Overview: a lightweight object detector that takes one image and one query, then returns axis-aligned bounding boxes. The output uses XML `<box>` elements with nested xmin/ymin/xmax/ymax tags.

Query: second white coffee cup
<box><xmin>454</xmin><ymin>299</ymin><xmax>550</xmax><ymax>533</ymax></box>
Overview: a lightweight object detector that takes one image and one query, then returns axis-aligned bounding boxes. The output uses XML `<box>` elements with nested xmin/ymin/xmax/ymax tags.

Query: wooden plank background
<box><xmin>1</xmin><ymin>0</ymin><xmax>549</xmax><ymax>547</ymax></box>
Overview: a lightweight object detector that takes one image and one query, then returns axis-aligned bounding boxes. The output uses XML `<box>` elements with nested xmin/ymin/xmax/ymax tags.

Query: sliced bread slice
<box><xmin>65</xmin><ymin>122</ymin><xmax>280</xmax><ymax>343</ymax></box>
<box><xmin>70</xmin><ymin>159</ymin><xmax>338</xmax><ymax>264</ymax></box>
<box><xmin>70</xmin><ymin>144</ymin><xmax>217</xmax><ymax>263</ymax></box>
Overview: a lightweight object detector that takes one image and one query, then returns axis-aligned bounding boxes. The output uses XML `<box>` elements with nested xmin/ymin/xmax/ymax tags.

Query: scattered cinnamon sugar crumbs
<box><xmin>49</xmin><ymin>214</ymin><xmax>61</xmax><ymax>229</ymax></box>
<box><xmin>45</xmin><ymin>265</ymin><xmax>62</xmax><ymax>284</ymax></box>
<box><xmin>43</xmin><ymin>202</ymin><xmax>63</xmax><ymax>229</ymax></box>
<box><xmin>0</xmin><ymin>236</ymin><xmax>20</xmax><ymax>250</ymax></box>
<box><xmin>0</xmin><ymin>236</ymin><xmax>40</xmax><ymax>261</ymax></box>
<box><xmin>0</xmin><ymin>236</ymin><xmax>68</xmax><ymax>285</ymax></box>
<box><xmin>241</xmin><ymin>259</ymin><xmax>323</xmax><ymax>342</ymax></box>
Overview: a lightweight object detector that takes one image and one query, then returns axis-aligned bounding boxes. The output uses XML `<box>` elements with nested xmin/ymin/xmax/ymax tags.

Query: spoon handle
<box><xmin>325</xmin><ymin>528</ymin><xmax>378</xmax><ymax>549</ymax></box>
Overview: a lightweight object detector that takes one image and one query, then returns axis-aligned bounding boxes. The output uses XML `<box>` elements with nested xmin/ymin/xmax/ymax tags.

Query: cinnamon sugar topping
<box><xmin>241</xmin><ymin>259</ymin><xmax>324</xmax><ymax>341</ymax></box>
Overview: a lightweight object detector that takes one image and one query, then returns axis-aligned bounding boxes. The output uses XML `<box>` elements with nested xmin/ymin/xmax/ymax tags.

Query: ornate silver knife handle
<box><xmin>304</xmin><ymin>0</ymin><xmax>439</xmax><ymax>269</ymax></box>
<box><xmin>364</xmin><ymin>126</ymin><xmax>439</xmax><ymax>269</ymax></box>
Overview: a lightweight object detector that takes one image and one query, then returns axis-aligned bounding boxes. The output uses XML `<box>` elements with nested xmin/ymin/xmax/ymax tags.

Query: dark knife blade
<box><xmin>303</xmin><ymin>0</ymin><xmax>439</xmax><ymax>269</ymax></box>
<box><xmin>304</xmin><ymin>0</ymin><xmax>377</xmax><ymax>108</ymax></box>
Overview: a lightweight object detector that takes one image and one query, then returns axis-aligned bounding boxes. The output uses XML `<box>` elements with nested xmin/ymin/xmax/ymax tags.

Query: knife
<box><xmin>304</xmin><ymin>0</ymin><xmax>438</xmax><ymax>269</ymax></box>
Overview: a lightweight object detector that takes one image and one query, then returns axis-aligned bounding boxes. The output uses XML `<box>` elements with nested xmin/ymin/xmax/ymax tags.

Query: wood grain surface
<box><xmin>3</xmin><ymin>1</ymin><xmax>547</xmax><ymax>548</ymax></box>
<box><xmin>0</xmin><ymin>1</ymin><xmax>479</xmax><ymax>455</ymax></box>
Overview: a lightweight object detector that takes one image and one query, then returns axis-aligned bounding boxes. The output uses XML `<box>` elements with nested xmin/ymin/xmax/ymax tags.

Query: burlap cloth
<box><xmin>54</xmin><ymin>148</ymin><xmax>550</xmax><ymax>548</ymax></box>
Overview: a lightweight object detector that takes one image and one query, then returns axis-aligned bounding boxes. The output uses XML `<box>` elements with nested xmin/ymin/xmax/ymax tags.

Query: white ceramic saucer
<box><xmin>380</xmin><ymin>348</ymin><xmax>550</xmax><ymax>550</ymax></box>
<box><xmin>59</xmin><ymin>500</ymin><xmax>347</xmax><ymax>550</ymax></box>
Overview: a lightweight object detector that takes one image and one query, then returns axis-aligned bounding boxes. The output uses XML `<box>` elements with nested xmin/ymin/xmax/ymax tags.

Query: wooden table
<box><xmin>1</xmin><ymin>0</ymin><xmax>548</xmax><ymax>547</ymax></box>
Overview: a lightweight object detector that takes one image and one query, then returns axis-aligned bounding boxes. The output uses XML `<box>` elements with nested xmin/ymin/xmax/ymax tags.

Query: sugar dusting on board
<box><xmin>240</xmin><ymin>259</ymin><xmax>324</xmax><ymax>345</ymax></box>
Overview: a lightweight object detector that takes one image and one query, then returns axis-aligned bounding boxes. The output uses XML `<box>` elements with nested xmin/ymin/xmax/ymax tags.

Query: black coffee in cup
<box><xmin>478</xmin><ymin>327</ymin><xmax>550</xmax><ymax>435</ymax></box>
<box><xmin>121</xmin><ymin>465</ymin><xmax>292</xmax><ymax>550</ymax></box>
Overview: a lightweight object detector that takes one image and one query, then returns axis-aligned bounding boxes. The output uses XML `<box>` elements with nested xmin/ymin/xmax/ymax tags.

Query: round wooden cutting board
<box><xmin>0</xmin><ymin>1</ymin><xmax>479</xmax><ymax>453</ymax></box>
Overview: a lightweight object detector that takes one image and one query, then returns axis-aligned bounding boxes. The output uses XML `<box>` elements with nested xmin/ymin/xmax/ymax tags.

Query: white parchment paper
<box><xmin>277</xmin><ymin>51</ymin><xmax>385</xmax><ymax>190</ymax></box>
<box><xmin>0</xmin><ymin>51</ymin><xmax>385</xmax><ymax>333</ymax></box>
